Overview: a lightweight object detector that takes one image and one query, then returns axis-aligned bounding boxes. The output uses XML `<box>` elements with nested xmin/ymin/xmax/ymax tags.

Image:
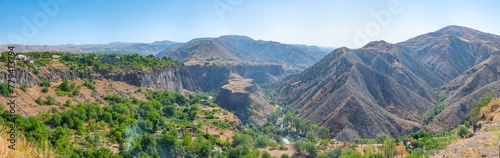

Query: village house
<box><xmin>52</xmin><ymin>55</ymin><xmax>61</xmax><ymax>61</ymax></box>
<box><xmin>98</xmin><ymin>56</ymin><xmax>122</xmax><ymax>63</ymax></box>
<box><xmin>14</xmin><ymin>54</ymin><xmax>35</xmax><ymax>64</ymax></box>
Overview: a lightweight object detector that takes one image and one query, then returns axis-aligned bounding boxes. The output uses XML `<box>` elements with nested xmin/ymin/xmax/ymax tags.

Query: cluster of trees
<box><xmin>36</xmin><ymin>95</ymin><xmax>56</xmax><ymax>105</ymax></box>
<box><xmin>259</xmin><ymin>83</ymin><xmax>278</xmax><ymax>105</ymax></box>
<box><xmin>83</xmin><ymin>79</ymin><xmax>96</xmax><ymax>90</ymax></box>
<box><xmin>55</xmin><ymin>78</ymin><xmax>81</xmax><ymax>96</ymax></box>
<box><xmin>423</xmin><ymin>93</ymin><xmax>448</xmax><ymax>124</ymax></box>
<box><xmin>283</xmin><ymin>111</ymin><xmax>330</xmax><ymax>140</ymax></box>
<box><xmin>5</xmin><ymin>51</ymin><xmax>181</xmax><ymax>75</ymax></box>
<box><xmin>61</xmin><ymin>53</ymin><xmax>181</xmax><ymax>71</ymax></box>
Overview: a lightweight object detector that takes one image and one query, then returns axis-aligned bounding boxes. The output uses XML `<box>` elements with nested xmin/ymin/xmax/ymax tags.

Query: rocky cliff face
<box><xmin>186</xmin><ymin>61</ymin><xmax>284</xmax><ymax>92</ymax></box>
<box><xmin>214</xmin><ymin>74</ymin><xmax>276</xmax><ymax>125</ymax></box>
<box><xmin>98</xmin><ymin>66</ymin><xmax>197</xmax><ymax>93</ymax></box>
<box><xmin>1</xmin><ymin>65</ymin><xmax>195</xmax><ymax>94</ymax></box>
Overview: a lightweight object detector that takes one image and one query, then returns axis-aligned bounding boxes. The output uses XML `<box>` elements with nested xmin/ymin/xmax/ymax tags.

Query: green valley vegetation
<box><xmin>469</xmin><ymin>93</ymin><xmax>496</xmax><ymax>125</ymax></box>
<box><xmin>423</xmin><ymin>91</ymin><xmax>448</xmax><ymax>124</ymax></box>
<box><xmin>2</xmin><ymin>51</ymin><xmax>182</xmax><ymax>72</ymax></box>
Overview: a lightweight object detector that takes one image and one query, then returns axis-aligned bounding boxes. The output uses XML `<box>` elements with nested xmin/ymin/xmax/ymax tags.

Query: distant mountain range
<box><xmin>156</xmin><ymin>35</ymin><xmax>333</xmax><ymax>73</ymax></box>
<box><xmin>0</xmin><ymin>40</ymin><xmax>183</xmax><ymax>55</ymax></box>
<box><xmin>277</xmin><ymin>25</ymin><xmax>500</xmax><ymax>141</ymax></box>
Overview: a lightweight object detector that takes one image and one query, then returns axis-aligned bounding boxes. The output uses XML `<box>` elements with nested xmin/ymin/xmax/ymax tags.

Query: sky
<box><xmin>0</xmin><ymin>0</ymin><xmax>499</xmax><ymax>48</ymax></box>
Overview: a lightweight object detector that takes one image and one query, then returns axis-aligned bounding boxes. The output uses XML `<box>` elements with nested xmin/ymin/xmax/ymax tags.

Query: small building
<box><xmin>24</xmin><ymin>58</ymin><xmax>35</xmax><ymax>64</ymax></box>
<box><xmin>15</xmin><ymin>54</ymin><xmax>27</xmax><ymax>60</ymax></box>
<box><xmin>282</xmin><ymin>138</ymin><xmax>291</xmax><ymax>144</ymax></box>
<box><xmin>13</xmin><ymin>55</ymin><xmax>34</xmax><ymax>64</ymax></box>
<box><xmin>98</xmin><ymin>56</ymin><xmax>122</xmax><ymax>63</ymax></box>
<box><xmin>51</xmin><ymin>55</ymin><xmax>61</xmax><ymax>61</ymax></box>
<box><xmin>200</xmin><ymin>99</ymin><xmax>209</xmax><ymax>105</ymax></box>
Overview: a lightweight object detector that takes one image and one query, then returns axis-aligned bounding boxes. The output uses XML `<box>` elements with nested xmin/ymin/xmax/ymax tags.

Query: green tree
<box><xmin>42</xmin><ymin>87</ymin><xmax>49</xmax><ymax>93</ymax></box>
<box><xmin>228</xmin><ymin>145</ymin><xmax>251</xmax><ymax>158</ymax></box>
<box><xmin>383</xmin><ymin>137</ymin><xmax>396</xmax><ymax>158</ymax></box>
<box><xmin>304</xmin><ymin>142</ymin><xmax>318</xmax><ymax>157</ymax></box>
<box><xmin>232</xmin><ymin>134</ymin><xmax>253</xmax><ymax>147</ymax></box>
<box><xmin>36</xmin><ymin>96</ymin><xmax>44</xmax><ymax>105</ymax></box>
<box><xmin>46</xmin><ymin>95</ymin><xmax>56</xmax><ymax>105</ymax></box>
<box><xmin>280</xmin><ymin>154</ymin><xmax>290</xmax><ymax>158</ymax></box>
<box><xmin>376</xmin><ymin>133</ymin><xmax>390</xmax><ymax>144</ymax></box>
<box><xmin>254</xmin><ymin>135</ymin><xmax>269</xmax><ymax>148</ymax></box>
<box><xmin>326</xmin><ymin>147</ymin><xmax>342</xmax><ymax>158</ymax></box>
<box><xmin>457</xmin><ymin>125</ymin><xmax>470</xmax><ymax>138</ymax></box>
<box><xmin>470</xmin><ymin>93</ymin><xmax>495</xmax><ymax>124</ymax></box>
<box><xmin>65</xmin><ymin>99</ymin><xmax>72</xmax><ymax>107</ymax></box>
<box><xmin>261</xmin><ymin>150</ymin><xmax>272</xmax><ymax>158</ymax></box>
<box><xmin>306</xmin><ymin>131</ymin><xmax>317</xmax><ymax>142</ymax></box>
<box><xmin>21</xmin><ymin>84</ymin><xmax>28</xmax><ymax>92</ymax></box>
<box><xmin>0</xmin><ymin>83</ymin><xmax>11</xmax><ymax>96</ymax></box>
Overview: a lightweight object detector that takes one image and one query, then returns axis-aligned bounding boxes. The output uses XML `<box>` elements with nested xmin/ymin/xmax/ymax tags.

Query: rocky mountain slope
<box><xmin>434</xmin><ymin>56</ymin><xmax>500</xmax><ymax>129</ymax></box>
<box><xmin>433</xmin><ymin>98</ymin><xmax>500</xmax><ymax>158</ymax></box>
<box><xmin>214</xmin><ymin>73</ymin><xmax>276</xmax><ymax>125</ymax></box>
<box><xmin>277</xmin><ymin>26</ymin><xmax>500</xmax><ymax>140</ymax></box>
<box><xmin>398</xmin><ymin>25</ymin><xmax>500</xmax><ymax>80</ymax></box>
<box><xmin>156</xmin><ymin>35</ymin><xmax>331</xmax><ymax>73</ymax></box>
<box><xmin>0</xmin><ymin>40</ymin><xmax>182</xmax><ymax>55</ymax></box>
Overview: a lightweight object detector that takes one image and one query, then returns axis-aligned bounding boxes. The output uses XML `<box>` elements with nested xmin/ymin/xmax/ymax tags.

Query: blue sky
<box><xmin>0</xmin><ymin>0</ymin><xmax>499</xmax><ymax>48</ymax></box>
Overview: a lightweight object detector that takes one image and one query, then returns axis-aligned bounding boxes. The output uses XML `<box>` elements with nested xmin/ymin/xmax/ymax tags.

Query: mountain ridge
<box><xmin>278</xmin><ymin>25</ymin><xmax>500</xmax><ymax>140</ymax></box>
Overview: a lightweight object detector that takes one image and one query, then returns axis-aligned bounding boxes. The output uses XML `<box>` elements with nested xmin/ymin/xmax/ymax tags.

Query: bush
<box><xmin>46</xmin><ymin>96</ymin><xmax>56</xmax><ymax>105</ymax></box>
<box><xmin>375</xmin><ymin>133</ymin><xmax>389</xmax><ymax>144</ymax></box>
<box><xmin>470</xmin><ymin>93</ymin><xmax>495</xmax><ymax>124</ymax></box>
<box><xmin>42</xmin><ymin>87</ymin><xmax>49</xmax><ymax>93</ymax></box>
<box><xmin>65</xmin><ymin>99</ymin><xmax>72</xmax><ymax>107</ymax></box>
<box><xmin>55</xmin><ymin>89</ymin><xmax>68</xmax><ymax>96</ymax></box>
<box><xmin>254</xmin><ymin>135</ymin><xmax>269</xmax><ymax>148</ymax></box>
<box><xmin>261</xmin><ymin>150</ymin><xmax>272</xmax><ymax>158</ymax></box>
<box><xmin>21</xmin><ymin>84</ymin><xmax>28</xmax><ymax>92</ymax></box>
<box><xmin>0</xmin><ymin>83</ymin><xmax>11</xmax><ymax>96</ymax></box>
<box><xmin>39</xmin><ymin>79</ymin><xmax>51</xmax><ymax>87</ymax></box>
<box><xmin>84</xmin><ymin>79</ymin><xmax>96</xmax><ymax>90</ymax></box>
<box><xmin>71</xmin><ymin>86</ymin><xmax>80</xmax><ymax>96</ymax></box>
<box><xmin>457</xmin><ymin>125</ymin><xmax>469</xmax><ymax>138</ymax></box>
<box><xmin>36</xmin><ymin>96</ymin><xmax>44</xmax><ymax>105</ymax></box>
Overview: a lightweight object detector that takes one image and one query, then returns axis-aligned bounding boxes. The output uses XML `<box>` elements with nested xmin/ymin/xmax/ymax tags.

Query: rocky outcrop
<box><xmin>1</xmin><ymin>65</ymin><xmax>196</xmax><ymax>94</ymax></box>
<box><xmin>214</xmin><ymin>74</ymin><xmax>276</xmax><ymax>125</ymax></box>
<box><xmin>97</xmin><ymin>66</ymin><xmax>197</xmax><ymax>93</ymax></box>
<box><xmin>186</xmin><ymin>61</ymin><xmax>284</xmax><ymax>92</ymax></box>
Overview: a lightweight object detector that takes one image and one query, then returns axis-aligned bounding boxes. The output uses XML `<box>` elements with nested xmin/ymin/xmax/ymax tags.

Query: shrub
<box><xmin>46</xmin><ymin>96</ymin><xmax>56</xmax><ymax>105</ymax></box>
<box><xmin>42</xmin><ymin>87</ymin><xmax>49</xmax><ymax>93</ymax></box>
<box><xmin>36</xmin><ymin>96</ymin><xmax>44</xmax><ymax>105</ymax></box>
<box><xmin>65</xmin><ymin>99</ymin><xmax>72</xmax><ymax>107</ymax></box>
<box><xmin>470</xmin><ymin>93</ymin><xmax>495</xmax><ymax>124</ymax></box>
<box><xmin>55</xmin><ymin>89</ymin><xmax>68</xmax><ymax>96</ymax></box>
<box><xmin>21</xmin><ymin>84</ymin><xmax>28</xmax><ymax>92</ymax></box>
<box><xmin>71</xmin><ymin>86</ymin><xmax>80</xmax><ymax>96</ymax></box>
<box><xmin>39</xmin><ymin>79</ymin><xmax>51</xmax><ymax>87</ymax></box>
<box><xmin>457</xmin><ymin>125</ymin><xmax>469</xmax><ymax>138</ymax></box>
<box><xmin>0</xmin><ymin>83</ymin><xmax>11</xmax><ymax>96</ymax></box>
<box><xmin>84</xmin><ymin>79</ymin><xmax>96</xmax><ymax>90</ymax></box>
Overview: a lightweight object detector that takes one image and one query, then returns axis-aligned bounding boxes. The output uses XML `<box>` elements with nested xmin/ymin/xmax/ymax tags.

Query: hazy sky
<box><xmin>0</xmin><ymin>0</ymin><xmax>498</xmax><ymax>48</ymax></box>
